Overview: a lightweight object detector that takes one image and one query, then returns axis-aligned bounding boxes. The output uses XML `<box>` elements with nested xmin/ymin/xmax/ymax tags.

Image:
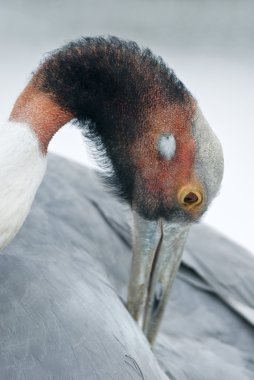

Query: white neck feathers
<box><xmin>0</xmin><ymin>121</ymin><xmax>47</xmax><ymax>249</ymax></box>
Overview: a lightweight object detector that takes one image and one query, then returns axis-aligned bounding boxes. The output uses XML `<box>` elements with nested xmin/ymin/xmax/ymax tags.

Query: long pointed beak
<box><xmin>127</xmin><ymin>211</ymin><xmax>161</xmax><ymax>326</ymax></box>
<box><xmin>127</xmin><ymin>211</ymin><xmax>189</xmax><ymax>346</ymax></box>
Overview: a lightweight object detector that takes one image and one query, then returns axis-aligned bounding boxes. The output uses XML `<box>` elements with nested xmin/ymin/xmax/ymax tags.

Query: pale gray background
<box><xmin>0</xmin><ymin>0</ymin><xmax>253</xmax><ymax>253</ymax></box>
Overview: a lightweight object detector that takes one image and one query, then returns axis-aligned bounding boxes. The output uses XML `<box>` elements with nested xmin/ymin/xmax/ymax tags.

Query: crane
<box><xmin>0</xmin><ymin>36</ymin><xmax>223</xmax><ymax>345</ymax></box>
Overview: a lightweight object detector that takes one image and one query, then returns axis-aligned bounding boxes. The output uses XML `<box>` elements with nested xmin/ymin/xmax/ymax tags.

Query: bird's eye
<box><xmin>177</xmin><ymin>186</ymin><xmax>203</xmax><ymax>210</ymax></box>
<box><xmin>157</xmin><ymin>134</ymin><xmax>176</xmax><ymax>160</ymax></box>
<box><xmin>183</xmin><ymin>192</ymin><xmax>199</xmax><ymax>205</ymax></box>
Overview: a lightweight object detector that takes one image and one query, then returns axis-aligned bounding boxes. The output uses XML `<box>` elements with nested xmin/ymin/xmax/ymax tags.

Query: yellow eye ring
<box><xmin>177</xmin><ymin>185</ymin><xmax>203</xmax><ymax>210</ymax></box>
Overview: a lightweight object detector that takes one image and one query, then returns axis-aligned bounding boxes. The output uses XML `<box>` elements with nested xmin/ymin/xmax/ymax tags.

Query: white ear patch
<box><xmin>157</xmin><ymin>134</ymin><xmax>176</xmax><ymax>160</ymax></box>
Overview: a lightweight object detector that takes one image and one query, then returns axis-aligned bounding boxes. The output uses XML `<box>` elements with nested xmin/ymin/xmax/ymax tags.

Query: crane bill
<box><xmin>143</xmin><ymin>221</ymin><xmax>189</xmax><ymax>345</ymax></box>
<box><xmin>127</xmin><ymin>211</ymin><xmax>161</xmax><ymax>326</ymax></box>
<box><xmin>127</xmin><ymin>212</ymin><xmax>189</xmax><ymax>345</ymax></box>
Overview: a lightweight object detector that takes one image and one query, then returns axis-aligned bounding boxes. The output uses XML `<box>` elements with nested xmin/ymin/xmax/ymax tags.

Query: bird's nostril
<box><xmin>184</xmin><ymin>192</ymin><xmax>199</xmax><ymax>205</ymax></box>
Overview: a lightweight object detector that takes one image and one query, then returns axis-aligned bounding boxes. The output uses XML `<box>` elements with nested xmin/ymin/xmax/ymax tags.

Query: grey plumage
<box><xmin>0</xmin><ymin>155</ymin><xmax>253</xmax><ymax>379</ymax></box>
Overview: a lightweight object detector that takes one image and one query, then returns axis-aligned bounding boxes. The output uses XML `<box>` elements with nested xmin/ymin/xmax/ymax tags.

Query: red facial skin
<box><xmin>130</xmin><ymin>103</ymin><xmax>204</xmax><ymax>217</ymax></box>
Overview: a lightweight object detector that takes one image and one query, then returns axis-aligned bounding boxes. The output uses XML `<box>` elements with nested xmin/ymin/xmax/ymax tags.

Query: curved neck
<box><xmin>9</xmin><ymin>84</ymin><xmax>73</xmax><ymax>153</ymax></box>
<box><xmin>8</xmin><ymin>37</ymin><xmax>190</xmax><ymax>156</ymax></box>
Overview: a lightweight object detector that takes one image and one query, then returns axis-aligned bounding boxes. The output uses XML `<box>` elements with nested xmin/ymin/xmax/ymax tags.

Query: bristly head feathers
<box><xmin>32</xmin><ymin>36</ymin><xmax>195</xmax><ymax>218</ymax></box>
